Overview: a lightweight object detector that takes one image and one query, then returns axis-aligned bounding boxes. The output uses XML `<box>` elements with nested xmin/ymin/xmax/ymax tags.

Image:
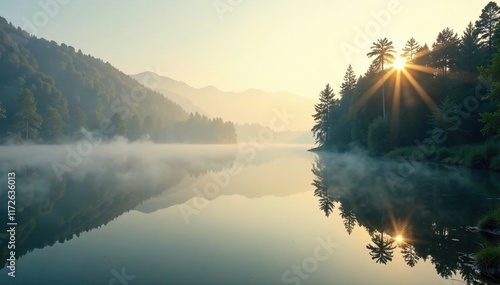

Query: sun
<box><xmin>395</xmin><ymin>235</ymin><xmax>404</xmax><ymax>243</ymax></box>
<box><xmin>392</xmin><ymin>56</ymin><xmax>406</xmax><ymax>70</ymax></box>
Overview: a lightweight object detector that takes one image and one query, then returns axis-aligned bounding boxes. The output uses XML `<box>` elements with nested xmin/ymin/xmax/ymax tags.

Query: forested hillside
<box><xmin>312</xmin><ymin>1</ymin><xmax>500</xmax><ymax>169</ymax></box>
<box><xmin>0</xmin><ymin>17</ymin><xmax>236</xmax><ymax>144</ymax></box>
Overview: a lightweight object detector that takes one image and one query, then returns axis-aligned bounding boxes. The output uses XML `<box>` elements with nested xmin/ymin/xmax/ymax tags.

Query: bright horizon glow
<box><xmin>0</xmin><ymin>1</ymin><xmax>493</xmax><ymax>98</ymax></box>
<box><xmin>392</xmin><ymin>56</ymin><xmax>406</xmax><ymax>70</ymax></box>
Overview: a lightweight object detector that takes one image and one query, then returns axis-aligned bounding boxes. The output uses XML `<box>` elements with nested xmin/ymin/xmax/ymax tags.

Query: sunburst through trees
<box><xmin>311</xmin><ymin>2</ymin><xmax>500</xmax><ymax>155</ymax></box>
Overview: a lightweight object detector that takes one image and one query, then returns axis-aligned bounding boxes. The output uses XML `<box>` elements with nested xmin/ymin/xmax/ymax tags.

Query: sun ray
<box><xmin>405</xmin><ymin>63</ymin><xmax>439</xmax><ymax>75</ymax></box>
<box><xmin>391</xmin><ymin>70</ymin><xmax>401</xmax><ymax>140</ymax></box>
<box><xmin>350</xmin><ymin>69</ymin><xmax>396</xmax><ymax>115</ymax></box>
<box><xmin>401</xmin><ymin>69</ymin><xmax>437</xmax><ymax>110</ymax></box>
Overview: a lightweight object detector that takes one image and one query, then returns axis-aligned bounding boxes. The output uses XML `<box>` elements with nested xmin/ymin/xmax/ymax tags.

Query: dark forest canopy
<box><xmin>312</xmin><ymin>1</ymin><xmax>500</xmax><ymax>158</ymax></box>
<box><xmin>0</xmin><ymin>16</ymin><xmax>236</xmax><ymax>144</ymax></box>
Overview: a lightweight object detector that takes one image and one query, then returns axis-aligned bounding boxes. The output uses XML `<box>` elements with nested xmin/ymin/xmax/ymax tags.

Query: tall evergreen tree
<box><xmin>312</xmin><ymin>84</ymin><xmax>336</xmax><ymax>146</ymax></box>
<box><xmin>367</xmin><ymin>38</ymin><xmax>395</xmax><ymax>118</ymax></box>
<box><xmin>475</xmin><ymin>1</ymin><xmax>500</xmax><ymax>61</ymax></box>
<box><xmin>339</xmin><ymin>64</ymin><xmax>357</xmax><ymax>105</ymax></box>
<box><xmin>402</xmin><ymin>38</ymin><xmax>420</xmax><ymax>62</ymax></box>
<box><xmin>431</xmin><ymin>28</ymin><xmax>460</xmax><ymax>76</ymax></box>
<box><xmin>367</xmin><ymin>38</ymin><xmax>396</xmax><ymax>72</ymax></box>
<box><xmin>42</xmin><ymin>107</ymin><xmax>64</xmax><ymax>141</ymax></box>
<box><xmin>458</xmin><ymin>22</ymin><xmax>482</xmax><ymax>73</ymax></box>
<box><xmin>14</xmin><ymin>89</ymin><xmax>43</xmax><ymax>140</ymax></box>
<box><xmin>413</xmin><ymin>44</ymin><xmax>432</xmax><ymax>66</ymax></box>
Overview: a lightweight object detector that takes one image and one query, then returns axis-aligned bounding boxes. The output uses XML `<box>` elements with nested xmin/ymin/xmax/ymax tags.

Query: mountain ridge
<box><xmin>131</xmin><ymin>71</ymin><xmax>315</xmax><ymax>131</ymax></box>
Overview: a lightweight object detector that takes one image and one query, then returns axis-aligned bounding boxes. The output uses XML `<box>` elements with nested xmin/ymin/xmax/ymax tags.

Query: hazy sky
<box><xmin>0</xmin><ymin>0</ymin><xmax>493</xmax><ymax>98</ymax></box>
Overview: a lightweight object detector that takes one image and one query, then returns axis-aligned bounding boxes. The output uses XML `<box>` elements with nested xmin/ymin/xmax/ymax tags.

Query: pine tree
<box><xmin>402</xmin><ymin>38</ymin><xmax>420</xmax><ymax>62</ymax></box>
<box><xmin>14</xmin><ymin>89</ymin><xmax>43</xmax><ymax>140</ymax></box>
<box><xmin>339</xmin><ymin>65</ymin><xmax>357</xmax><ymax>106</ymax></box>
<box><xmin>367</xmin><ymin>38</ymin><xmax>396</xmax><ymax>117</ymax></box>
<box><xmin>311</xmin><ymin>84</ymin><xmax>336</xmax><ymax>146</ymax></box>
<box><xmin>367</xmin><ymin>38</ymin><xmax>396</xmax><ymax>72</ymax></box>
<box><xmin>431</xmin><ymin>28</ymin><xmax>460</xmax><ymax>76</ymax></box>
<box><xmin>458</xmin><ymin>22</ymin><xmax>482</xmax><ymax>73</ymax></box>
<box><xmin>475</xmin><ymin>1</ymin><xmax>500</xmax><ymax>61</ymax></box>
<box><xmin>42</xmin><ymin>107</ymin><xmax>64</xmax><ymax>141</ymax></box>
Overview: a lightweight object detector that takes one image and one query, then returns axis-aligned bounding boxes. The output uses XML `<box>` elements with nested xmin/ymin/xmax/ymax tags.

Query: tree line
<box><xmin>312</xmin><ymin>1</ymin><xmax>500</xmax><ymax>155</ymax></box>
<box><xmin>0</xmin><ymin>16</ymin><xmax>236</xmax><ymax>144</ymax></box>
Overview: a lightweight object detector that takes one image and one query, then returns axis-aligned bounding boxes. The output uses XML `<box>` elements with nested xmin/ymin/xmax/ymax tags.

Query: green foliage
<box><xmin>478</xmin><ymin>209</ymin><xmax>500</xmax><ymax>230</ymax></box>
<box><xmin>313</xmin><ymin>2</ymin><xmax>500</xmax><ymax>161</ymax></box>
<box><xmin>13</xmin><ymin>89</ymin><xmax>42</xmax><ymax>140</ymax></box>
<box><xmin>0</xmin><ymin>17</ymin><xmax>236</xmax><ymax>144</ymax></box>
<box><xmin>42</xmin><ymin>107</ymin><xmax>64</xmax><ymax>142</ymax></box>
<box><xmin>110</xmin><ymin>113</ymin><xmax>126</xmax><ymax>137</ymax></box>
<box><xmin>173</xmin><ymin>113</ymin><xmax>237</xmax><ymax>144</ymax></box>
<box><xmin>475</xmin><ymin>1</ymin><xmax>500</xmax><ymax>61</ymax></box>
<box><xmin>367</xmin><ymin>116</ymin><xmax>390</xmax><ymax>155</ymax></box>
<box><xmin>431</xmin><ymin>28</ymin><xmax>460</xmax><ymax>76</ymax></box>
<box><xmin>475</xmin><ymin>246</ymin><xmax>500</xmax><ymax>271</ymax></box>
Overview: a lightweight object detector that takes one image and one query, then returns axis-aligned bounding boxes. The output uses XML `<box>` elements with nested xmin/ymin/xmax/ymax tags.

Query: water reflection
<box><xmin>0</xmin><ymin>145</ymin><xmax>239</xmax><ymax>270</ymax></box>
<box><xmin>311</xmin><ymin>151</ymin><xmax>500</xmax><ymax>284</ymax></box>
<box><xmin>366</xmin><ymin>231</ymin><xmax>397</xmax><ymax>265</ymax></box>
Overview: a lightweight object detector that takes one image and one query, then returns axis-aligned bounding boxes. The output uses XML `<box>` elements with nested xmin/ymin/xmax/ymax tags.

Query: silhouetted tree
<box><xmin>367</xmin><ymin>38</ymin><xmax>396</xmax><ymax>72</ymax></box>
<box><xmin>312</xmin><ymin>84</ymin><xmax>336</xmax><ymax>146</ymax></box>
<box><xmin>402</xmin><ymin>38</ymin><xmax>420</xmax><ymax>62</ymax></box>
<box><xmin>366</xmin><ymin>232</ymin><xmax>397</xmax><ymax>264</ymax></box>
<box><xmin>458</xmin><ymin>22</ymin><xmax>483</xmax><ymax>73</ymax></box>
<box><xmin>476</xmin><ymin>1</ymin><xmax>500</xmax><ymax>61</ymax></box>
<box><xmin>367</xmin><ymin>38</ymin><xmax>396</xmax><ymax>118</ymax></box>
<box><xmin>401</xmin><ymin>243</ymin><xmax>419</xmax><ymax>267</ymax></box>
<box><xmin>431</xmin><ymin>28</ymin><xmax>460</xmax><ymax>76</ymax></box>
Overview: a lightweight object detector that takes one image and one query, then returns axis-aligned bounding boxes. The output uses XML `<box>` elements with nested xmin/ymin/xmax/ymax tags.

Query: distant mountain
<box><xmin>0</xmin><ymin>16</ymin><xmax>236</xmax><ymax>144</ymax></box>
<box><xmin>131</xmin><ymin>71</ymin><xmax>316</xmax><ymax>131</ymax></box>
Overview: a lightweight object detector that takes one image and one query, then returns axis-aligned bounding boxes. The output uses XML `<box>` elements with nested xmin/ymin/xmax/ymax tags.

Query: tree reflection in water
<box><xmin>310</xmin><ymin>152</ymin><xmax>500</xmax><ymax>284</ymax></box>
<box><xmin>366</xmin><ymin>231</ymin><xmax>397</xmax><ymax>264</ymax></box>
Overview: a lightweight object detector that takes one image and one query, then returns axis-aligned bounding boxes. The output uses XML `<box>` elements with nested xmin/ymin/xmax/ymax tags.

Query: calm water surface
<box><xmin>1</xmin><ymin>144</ymin><xmax>500</xmax><ymax>285</ymax></box>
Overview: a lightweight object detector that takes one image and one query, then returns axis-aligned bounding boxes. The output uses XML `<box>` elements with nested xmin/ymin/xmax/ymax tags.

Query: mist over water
<box><xmin>0</xmin><ymin>144</ymin><xmax>499</xmax><ymax>284</ymax></box>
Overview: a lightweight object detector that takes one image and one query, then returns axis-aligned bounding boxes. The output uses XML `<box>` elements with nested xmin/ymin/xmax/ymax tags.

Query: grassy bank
<box><xmin>475</xmin><ymin>210</ymin><xmax>500</xmax><ymax>281</ymax></box>
<box><xmin>385</xmin><ymin>142</ymin><xmax>500</xmax><ymax>171</ymax></box>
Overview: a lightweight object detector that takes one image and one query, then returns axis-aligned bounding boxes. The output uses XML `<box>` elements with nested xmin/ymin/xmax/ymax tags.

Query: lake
<box><xmin>1</xmin><ymin>144</ymin><xmax>500</xmax><ymax>285</ymax></box>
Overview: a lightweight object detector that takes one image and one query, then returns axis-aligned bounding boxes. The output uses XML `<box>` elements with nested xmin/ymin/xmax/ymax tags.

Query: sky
<box><xmin>0</xmin><ymin>0</ymin><xmax>494</xmax><ymax>98</ymax></box>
